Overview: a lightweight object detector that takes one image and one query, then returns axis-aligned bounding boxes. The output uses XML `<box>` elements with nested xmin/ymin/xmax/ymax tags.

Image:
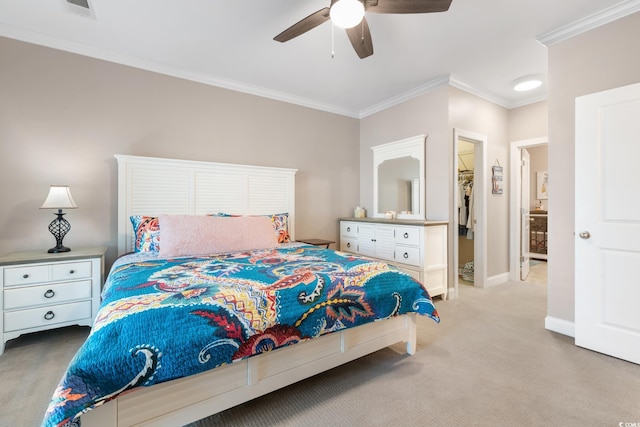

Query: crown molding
<box><xmin>357</xmin><ymin>75</ymin><xmax>451</xmax><ymax>118</ymax></box>
<box><xmin>0</xmin><ymin>24</ymin><xmax>361</xmax><ymax>119</ymax></box>
<box><xmin>1</xmin><ymin>21</ymin><xmax>548</xmax><ymax>121</ymax></box>
<box><xmin>449</xmin><ymin>77</ymin><xmax>547</xmax><ymax>110</ymax></box>
<box><xmin>358</xmin><ymin>75</ymin><xmax>547</xmax><ymax>118</ymax></box>
<box><xmin>537</xmin><ymin>0</ymin><xmax>640</xmax><ymax>46</ymax></box>
<box><xmin>448</xmin><ymin>78</ymin><xmax>513</xmax><ymax>109</ymax></box>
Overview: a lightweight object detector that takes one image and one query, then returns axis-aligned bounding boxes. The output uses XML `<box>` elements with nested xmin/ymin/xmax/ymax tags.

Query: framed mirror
<box><xmin>372</xmin><ymin>135</ymin><xmax>426</xmax><ymax>220</ymax></box>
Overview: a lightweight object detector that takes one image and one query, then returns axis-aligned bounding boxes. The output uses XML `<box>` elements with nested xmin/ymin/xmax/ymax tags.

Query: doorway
<box><xmin>457</xmin><ymin>139</ymin><xmax>475</xmax><ymax>286</ymax></box>
<box><xmin>509</xmin><ymin>137</ymin><xmax>548</xmax><ymax>283</ymax></box>
<box><xmin>451</xmin><ymin>129</ymin><xmax>487</xmax><ymax>299</ymax></box>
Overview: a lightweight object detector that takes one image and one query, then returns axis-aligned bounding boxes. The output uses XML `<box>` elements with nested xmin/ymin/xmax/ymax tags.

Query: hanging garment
<box><xmin>466</xmin><ymin>183</ymin><xmax>474</xmax><ymax>240</ymax></box>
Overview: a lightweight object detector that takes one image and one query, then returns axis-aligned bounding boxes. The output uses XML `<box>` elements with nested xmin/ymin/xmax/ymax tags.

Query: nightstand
<box><xmin>296</xmin><ymin>238</ymin><xmax>335</xmax><ymax>249</ymax></box>
<box><xmin>0</xmin><ymin>246</ymin><xmax>107</xmax><ymax>355</ymax></box>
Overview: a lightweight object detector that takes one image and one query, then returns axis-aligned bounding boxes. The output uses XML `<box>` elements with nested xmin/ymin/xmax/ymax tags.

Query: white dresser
<box><xmin>0</xmin><ymin>247</ymin><xmax>106</xmax><ymax>355</ymax></box>
<box><xmin>339</xmin><ymin>218</ymin><xmax>448</xmax><ymax>299</ymax></box>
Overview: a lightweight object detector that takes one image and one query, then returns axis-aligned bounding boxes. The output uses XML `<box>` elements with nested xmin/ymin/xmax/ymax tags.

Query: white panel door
<box><xmin>575</xmin><ymin>82</ymin><xmax>640</xmax><ymax>364</ymax></box>
<box><xmin>521</xmin><ymin>148</ymin><xmax>531</xmax><ymax>281</ymax></box>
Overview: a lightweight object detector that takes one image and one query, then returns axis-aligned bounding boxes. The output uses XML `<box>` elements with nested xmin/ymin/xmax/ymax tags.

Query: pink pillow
<box><xmin>158</xmin><ymin>215</ymin><xmax>278</xmax><ymax>258</ymax></box>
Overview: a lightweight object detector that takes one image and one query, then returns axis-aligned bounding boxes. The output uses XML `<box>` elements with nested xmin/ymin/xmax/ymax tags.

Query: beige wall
<box><xmin>508</xmin><ymin>101</ymin><xmax>548</xmax><ymax>142</ymax></box>
<box><xmin>0</xmin><ymin>37</ymin><xmax>360</xmax><ymax>268</ymax></box>
<box><xmin>547</xmin><ymin>12</ymin><xmax>640</xmax><ymax>323</ymax></box>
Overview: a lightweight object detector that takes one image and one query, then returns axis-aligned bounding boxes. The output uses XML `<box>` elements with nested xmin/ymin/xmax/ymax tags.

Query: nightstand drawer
<box><xmin>4</xmin><ymin>301</ymin><xmax>92</xmax><ymax>332</ymax></box>
<box><xmin>52</xmin><ymin>261</ymin><xmax>92</xmax><ymax>281</ymax></box>
<box><xmin>3</xmin><ymin>265</ymin><xmax>49</xmax><ymax>286</ymax></box>
<box><xmin>4</xmin><ymin>280</ymin><xmax>92</xmax><ymax>310</ymax></box>
<box><xmin>395</xmin><ymin>246</ymin><xmax>420</xmax><ymax>266</ymax></box>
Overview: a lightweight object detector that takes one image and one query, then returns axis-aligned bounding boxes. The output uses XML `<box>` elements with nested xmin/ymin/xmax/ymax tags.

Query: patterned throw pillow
<box><xmin>130</xmin><ymin>215</ymin><xmax>160</xmax><ymax>252</ymax></box>
<box><xmin>269</xmin><ymin>213</ymin><xmax>290</xmax><ymax>243</ymax></box>
<box><xmin>211</xmin><ymin>212</ymin><xmax>290</xmax><ymax>243</ymax></box>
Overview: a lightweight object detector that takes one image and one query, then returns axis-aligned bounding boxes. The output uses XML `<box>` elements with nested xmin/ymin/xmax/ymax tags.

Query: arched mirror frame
<box><xmin>372</xmin><ymin>134</ymin><xmax>426</xmax><ymax>220</ymax></box>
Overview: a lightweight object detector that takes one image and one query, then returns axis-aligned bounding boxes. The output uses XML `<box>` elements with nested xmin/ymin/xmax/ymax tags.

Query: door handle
<box><xmin>578</xmin><ymin>231</ymin><xmax>591</xmax><ymax>239</ymax></box>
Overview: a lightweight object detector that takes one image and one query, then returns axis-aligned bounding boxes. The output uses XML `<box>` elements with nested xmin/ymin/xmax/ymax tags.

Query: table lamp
<box><xmin>40</xmin><ymin>185</ymin><xmax>78</xmax><ymax>253</ymax></box>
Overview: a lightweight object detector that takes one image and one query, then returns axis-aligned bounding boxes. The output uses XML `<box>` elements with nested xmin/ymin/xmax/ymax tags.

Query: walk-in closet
<box><xmin>458</xmin><ymin>139</ymin><xmax>475</xmax><ymax>285</ymax></box>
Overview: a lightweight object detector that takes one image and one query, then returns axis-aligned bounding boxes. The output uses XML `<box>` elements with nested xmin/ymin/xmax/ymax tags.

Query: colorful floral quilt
<box><xmin>43</xmin><ymin>245</ymin><xmax>440</xmax><ymax>426</ymax></box>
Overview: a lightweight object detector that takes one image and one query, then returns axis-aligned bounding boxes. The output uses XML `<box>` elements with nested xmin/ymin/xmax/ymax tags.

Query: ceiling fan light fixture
<box><xmin>330</xmin><ymin>0</ymin><xmax>365</xmax><ymax>29</ymax></box>
<box><xmin>512</xmin><ymin>75</ymin><xmax>543</xmax><ymax>92</ymax></box>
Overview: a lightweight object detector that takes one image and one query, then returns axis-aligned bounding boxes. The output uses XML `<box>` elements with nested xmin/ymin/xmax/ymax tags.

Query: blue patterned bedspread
<box><xmin>43</xmin><ymin>245</ymin><xmax>439</xmax><ymax>426</ymax></box>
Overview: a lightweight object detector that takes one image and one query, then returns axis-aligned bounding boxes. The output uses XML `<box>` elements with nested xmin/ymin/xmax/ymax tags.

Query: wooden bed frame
<box><xmin>81</xmin><ymin>154</ymin><xmax>418</xmax><ymax>426</ymax></box>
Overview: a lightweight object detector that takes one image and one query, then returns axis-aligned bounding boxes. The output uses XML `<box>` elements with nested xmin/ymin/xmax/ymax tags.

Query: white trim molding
<box><xmin>538</xmin><ymin>0</ymin><xmax>640</xmax><ymax>46</ymax></box>
<box><xmin>358</xmin><ymin>75</ymin><xmax>451</xmax><ymax>118</ymax></box>
<box><xmin>486</xmin><ymin>273</ymin><xmax>510</xmax><ymax>287</ymax></box>
<box><xmin>545</xmin><ymin>316</ymin><xmax>575</xmax><ymax>338</ymax></box>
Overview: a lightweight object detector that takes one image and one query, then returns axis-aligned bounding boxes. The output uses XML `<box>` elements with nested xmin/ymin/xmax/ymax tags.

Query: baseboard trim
<box><xmin>487</xmin><ymin>273</ymin><xmax>509</xmax><ymax>287</ymax></box>
<box><xmin>545</xmin><ymin>316</ymin><xmax>575</xmax><ymax>338</ymax></box>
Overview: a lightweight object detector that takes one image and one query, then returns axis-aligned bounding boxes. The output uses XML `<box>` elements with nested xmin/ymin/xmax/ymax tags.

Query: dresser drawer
<box><xmin>340</xmin><ymin>237</ymin><xmax>357</xmax><ymax>253</ymax></box>
<box><xmin>395</xmin><ymin>226</ymin><xmax>420</xmax><ymax>246</ymax></box>
<box><xmin>395</xmin><ymin>246</ymin><xmax>420</xmax><ymax>267</ymax></box>
<box><xmin>4</xmin><ymin>280</ymin><xmax>92</xmax><ymax>310</ymax></box>
<box><xmin>3</xmin><ymin>265</ymin><xmax>49</xmax><ymax>286</ymax></box>
<box><xmin>4</xmin><ymin>301</ymin><xmax>92</xmax><ymax>332</ymax></box>
<box><xmin>340</xmin><ymin>221</ymin><xmax>358</xmax><ymax>238</ymax></box>
<box><xmin>52</xmin><ymin>261</ymin><xmax>92</xmax><ymax>281</ymax></box>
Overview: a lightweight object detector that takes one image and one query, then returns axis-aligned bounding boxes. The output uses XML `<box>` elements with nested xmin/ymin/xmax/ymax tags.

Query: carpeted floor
<box><xmin>2</xmin><ymin>276</ymin><xmax>639</xmax><ymax>427</ymax></box>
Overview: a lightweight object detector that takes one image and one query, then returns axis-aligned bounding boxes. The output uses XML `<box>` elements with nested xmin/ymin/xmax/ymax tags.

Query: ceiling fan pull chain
<box><xmin>331</xmin><ymin>22</ymin><xmax>335</xmax><ymax>58</ymax></box>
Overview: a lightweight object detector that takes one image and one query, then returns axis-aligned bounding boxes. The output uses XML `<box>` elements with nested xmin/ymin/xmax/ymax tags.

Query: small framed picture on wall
<box><xmin>492</xmin><ymin>165</ymin><xmax>503</xmax><ymax>194</ymax></box>
<box><xmin>537</xmin><ymin>171</ymin><xmax>548</xmax><ymax>200</ymax></box>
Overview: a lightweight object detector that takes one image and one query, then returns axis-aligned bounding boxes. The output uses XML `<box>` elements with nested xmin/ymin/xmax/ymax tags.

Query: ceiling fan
<box><xmin>274</xmin><ymin>0</ymin><xmax>453</xmax><ymax>59</ymax></box>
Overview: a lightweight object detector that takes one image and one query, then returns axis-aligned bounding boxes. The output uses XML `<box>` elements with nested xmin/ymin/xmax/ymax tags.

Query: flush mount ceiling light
<box><xmin>330</xmin><ymin>0</ymin><xmax>365</xmax><ymax>29</ymax></box>
<box><xmin>513</xmin><ymin>75</ymin><xmax>543</xmax><ymax>92</ymax></box>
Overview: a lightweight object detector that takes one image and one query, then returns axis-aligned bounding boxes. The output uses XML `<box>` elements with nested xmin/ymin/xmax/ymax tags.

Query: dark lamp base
<box><xmin>48</xmin><ymin>245</ymin><xmax>71</xmax><ymax>253</ymax></box>
<box><xmin>47</xmin><ymin>210</ymin><xmax>72</xmax><ymax>254</ymax></box>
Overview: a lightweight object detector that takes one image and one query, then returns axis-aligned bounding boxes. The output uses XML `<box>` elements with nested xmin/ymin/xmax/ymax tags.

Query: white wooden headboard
<box><xmin>115</xmin><ymin>155</ymin><xmax>297</xmax><ymax>255</ymax></box>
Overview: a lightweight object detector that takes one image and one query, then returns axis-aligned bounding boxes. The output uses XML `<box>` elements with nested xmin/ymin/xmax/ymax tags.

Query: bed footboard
<box><xmin>82</xmin><ymin>314</ymin><xmax>417</xmax><ymax>427</ymax></box>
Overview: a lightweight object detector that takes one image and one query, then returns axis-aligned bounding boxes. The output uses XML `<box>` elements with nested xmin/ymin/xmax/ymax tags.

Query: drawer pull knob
<box><xmin>44</xmin><ymin>311</ymin><xmax>55</xmax><ymax>320</ymax></box>
<box><xmin>403</xmin><ymin>252</ymin><xmax>409</xmax><ymax>259</ymax></box>
<box><xmin>23</xmin><ymin>274</ymin><xmax>30</xmax><ymax>279</ymax></box>
<box><xmin>403</xmin><ymin>232</ymin><xmax>409</xmax><ymax>239</ymax></box>
<box><xmin>346</xmin><ymin>242</ymin><xmax>351</xmax><ymax>248</ymax></box>
<box><xmin>69</xmin><ymin>269</ymin><xmax>76</xmax><ymax>274</ymax></box>
<box><xmin>44</xmin><ymin>289</ymin><xmax>55</xmax><ymax>298</ymax></box>
<box><xmin>346</xmin><ymin>227</ymin><xmax>351</xmax><ymax>232</ymax></box>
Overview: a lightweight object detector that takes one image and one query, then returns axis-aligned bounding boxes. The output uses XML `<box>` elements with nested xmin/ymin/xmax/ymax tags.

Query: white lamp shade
<box><xmin>330</xmin><ymin>0</ymin><xmax>365</xmax><ymax>29</ymax></box>
<box><xmin>41</xmin><ymin>185</ymin><xmax>78</xmax><ymax>209</ymax></box>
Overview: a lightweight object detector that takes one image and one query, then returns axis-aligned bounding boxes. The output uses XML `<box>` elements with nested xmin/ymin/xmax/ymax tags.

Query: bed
<box><xmin>43</xmin><ymin>155</ymin><xmax>440</xmax><ymax>427</ymax></box>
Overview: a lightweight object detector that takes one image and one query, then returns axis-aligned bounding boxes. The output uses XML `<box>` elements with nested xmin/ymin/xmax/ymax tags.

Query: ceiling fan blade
<box><xmin>346</xmin><ymin>17</ymin><xmax>373</xmax><ymax>59</ymax></box>
<box><xmin>365</xmin><ymin>0</ymin><xmax>452</xmax><ymax>14</ymax></box>
<box><xmin>274</xmin><ymin>7</ymin><xmax>331</xmax><ymax>42</ymax></box>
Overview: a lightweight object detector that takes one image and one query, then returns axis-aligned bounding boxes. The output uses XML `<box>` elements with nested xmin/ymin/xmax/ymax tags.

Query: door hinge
<box><xmin>520</xmin><ymin>256</ymin><xmax>525</xmax><ymax>263</ymax></box>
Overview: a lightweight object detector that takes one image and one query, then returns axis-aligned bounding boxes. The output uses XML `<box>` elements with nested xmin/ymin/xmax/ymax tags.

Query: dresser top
<box><xmin>339</xmin><ymin>217</ymin><xmax>448</xmax><ymax>226</ymax></box>
<box><xmin>0</xmin><ymin>246</ymin><xmax>107</xmax><ymax>266</ymax></box>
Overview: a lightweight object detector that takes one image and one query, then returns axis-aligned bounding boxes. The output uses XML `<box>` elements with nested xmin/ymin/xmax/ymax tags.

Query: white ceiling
<box><xmin>1</xmin><ymin>0</ymin><xmax>639</xmax><ymax>118</ymax></box>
